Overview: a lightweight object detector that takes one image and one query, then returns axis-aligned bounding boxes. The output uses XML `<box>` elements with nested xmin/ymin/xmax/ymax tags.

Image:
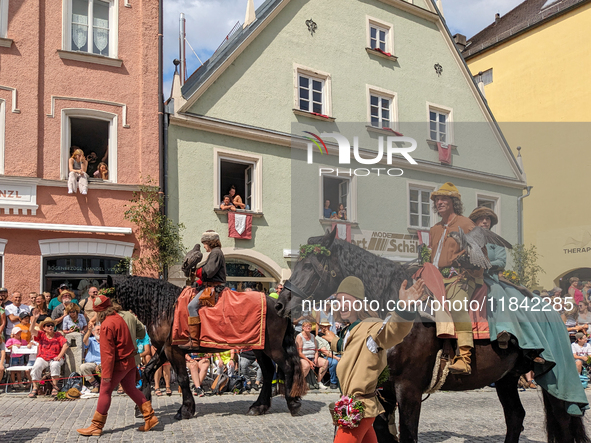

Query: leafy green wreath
<box><xmin>98</xmin><ymin>287</ymin><xmax>115</xmax><ymax>297</ymax></box>
<box><xmin>299</xmin><ymin>244</ymin><xmax>331</xmax><ymax>259</ymax></box>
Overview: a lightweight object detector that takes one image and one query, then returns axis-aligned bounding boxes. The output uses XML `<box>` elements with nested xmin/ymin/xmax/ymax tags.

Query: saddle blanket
<box><xmin>172</xmin><ymin>286</ymin><xmax>267</xmax><ymax>349</ymax></box>
<box><xmin>414</xmin><ymin>263</ymin><xmax>490</xmax><ymax>340</ymax></box>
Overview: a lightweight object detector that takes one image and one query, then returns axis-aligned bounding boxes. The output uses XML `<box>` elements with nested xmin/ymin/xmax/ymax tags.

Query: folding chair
<box><xmin>5</xmin><ymin>345</ymin><xmax>38</xmax><ymax>393</ymax></box>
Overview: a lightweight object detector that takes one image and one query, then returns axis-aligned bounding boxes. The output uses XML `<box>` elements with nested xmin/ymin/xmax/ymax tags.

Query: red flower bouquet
<box><xmin>331</xmin><ymin>395</ymin><xmax>365</xmax><ymax>428</ymax></box>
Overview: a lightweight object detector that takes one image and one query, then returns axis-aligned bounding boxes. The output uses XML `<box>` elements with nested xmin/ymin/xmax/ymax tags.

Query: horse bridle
<box><xmin>284</xmin><ymin>253</ymin><xmax>340</xmax><ymax>301</ymax></box>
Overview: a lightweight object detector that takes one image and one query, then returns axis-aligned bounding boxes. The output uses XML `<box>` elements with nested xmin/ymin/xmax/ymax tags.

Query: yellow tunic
<box><xmin>330</xmin><ymin>312</ymin><xmax>414</xmax><ymax>418</ymax></box>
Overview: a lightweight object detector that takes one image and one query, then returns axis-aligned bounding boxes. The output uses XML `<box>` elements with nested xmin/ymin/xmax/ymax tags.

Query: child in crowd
<box><xmin>17</xmin><ymin>312</ymin><xmax>32</xmax><ymax>342</ymax></box>
<box><xmin>6</xmin><ymin>326</ymin><xmax>28</xmax><ymax>388</ymax></box>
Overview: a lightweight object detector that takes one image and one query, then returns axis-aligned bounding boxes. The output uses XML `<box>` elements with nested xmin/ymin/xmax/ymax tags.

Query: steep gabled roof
<box><xmin>463</xmin><ymin>0</ymin><xmax>590</xmax><ymax>59</ymax></box>
<box><xmin>181</xmin><ymin>0</ymin><xmax>285</xmax><ymax>99</ymax></box>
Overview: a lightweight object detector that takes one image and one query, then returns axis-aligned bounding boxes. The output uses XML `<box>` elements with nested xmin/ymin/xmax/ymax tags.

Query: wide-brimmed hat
<box><xmin>469</xmin><ymin>207</ymin><xmax>498</xmax><ymax>228</ymax></box>
<box><xmin>36</xmin><ymin>318</ymin><xmax>56</xmax><ymax>331</ymax></box>
<box><xmin>92</xmin><ymin>295</ymin><xmax>112</xmax><ymax>312</ymax></box>
<box><xmin>201</xmin><ymin>230</ymin><xmax>220</xmax><ymax>243</ymax></box>
<box><xmin>336</xmin><ymin>276</ymin><xmax>365</xmax><ymax>300</ymax></box>
<box><xmin>58</xmin><ymin>290</ymin><xmax>74</xmax><ymax>303</ymax></box>
<box><xmin>66</xmin><ymin>388</ymin><xmax>81</xmax><ymax>399</ymax></box>
<box><xmin>430</xmin><ymin>182</ymin><xmax>461</xmax><ymax>201</ymax></box>
<box><xmin>319</xmin><ymin>321</ymin><xmax>332</xmax><ymax>328</ymax></box>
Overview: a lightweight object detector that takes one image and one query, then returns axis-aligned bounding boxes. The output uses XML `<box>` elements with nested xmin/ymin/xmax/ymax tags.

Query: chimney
<box><xmin>495</xmin><ymin>13</ymin><xmax>501</xmax><ymax>23</ymax></box>
<box><xmin>243</xmin><ymin>0</ymin><xmax>256</xmax><ymax>29</ymax></box>
<box><xmin>453</xmin><ymin>33</ymin><xmax>467</xmax><ymax>51</ymax></box>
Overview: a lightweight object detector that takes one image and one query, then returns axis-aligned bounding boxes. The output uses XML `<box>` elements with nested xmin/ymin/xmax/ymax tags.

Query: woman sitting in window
<box><xmin>338</xmin><ymin>204</ymin><xmax>347</xmax><ymax>221</ymax></box>
<box><xmin>229</xmin><ymin>185</ymin><xmax>247</xmax><ymax>210</ymax></box>
<box><xmin>93</xmin><ymin>162</ymin><xmax>109</xmax><ymax>180</ymax></box>
<box><xmin>68</xmin><ymin>148</ymin><xmax>89</xmax><ymax>195</ymax></box>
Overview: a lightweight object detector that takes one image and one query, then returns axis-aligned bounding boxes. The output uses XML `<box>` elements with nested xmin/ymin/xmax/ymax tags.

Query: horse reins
<box><xmin>284</xmin><ymin>253</ymin><xmax>340</xmax><ymax>301</ymax></box>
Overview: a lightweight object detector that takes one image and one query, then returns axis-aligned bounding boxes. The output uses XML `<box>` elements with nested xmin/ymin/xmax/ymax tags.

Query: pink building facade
<box><xmin>0</xmin><ymin>0</ymin><xmax>160</xmax><ymax>300</ymax></box>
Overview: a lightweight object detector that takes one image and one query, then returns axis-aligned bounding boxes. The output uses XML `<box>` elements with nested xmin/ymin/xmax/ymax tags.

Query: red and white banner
<box><xmin>437</xmin><ymin>142</ymin><xmax>451</xmax><ymax>165</ymax></box>
<box><xmin>332</xmin><ymin>222</ymin><xmax>351</xmax><ymax>242</ymax></box>
<box><xmin>228</xmin><ymin>212</ymin><xmax>252</xmax><ymax>239</ymax></box>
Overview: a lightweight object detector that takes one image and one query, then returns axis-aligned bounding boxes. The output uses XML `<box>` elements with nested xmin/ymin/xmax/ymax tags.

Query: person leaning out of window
<box><xmin>68</xmin><ymin>148</ymin><xmax>89</xmax><ymax>195</ymax></box>
<box><xmin>220</xmin><ymin>195</ymin><xmax>236</xmax><ymax>211</ymax></box>
<box><xmin>93</xmin><ymin>162</ymin><xmax>109</xmax><ymax>180</ymax></box>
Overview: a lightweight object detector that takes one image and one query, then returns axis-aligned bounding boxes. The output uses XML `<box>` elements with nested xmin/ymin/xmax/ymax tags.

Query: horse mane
<box><xmin>308</xmin><ymin>235</ymin><xmax>413</xmax><ymax>307</ymax></box>
<box><xmin>110</xmin><ymin>275</ymin><xmax>183</xmax><ymax>328</ymax></box>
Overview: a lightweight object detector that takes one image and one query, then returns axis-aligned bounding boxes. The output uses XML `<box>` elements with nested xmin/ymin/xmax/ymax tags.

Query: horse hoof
<box><xmin>174</xmin><ymin>412</ymin><xmax>183</xmax><ymax>420</ymax></box>
<box><xmin>247</xmin><ymin>406</ymin><xmax>268</xmax><ymax>416</ymax></box>
<box><xmin>289</xmin><ymin>407</ymin><xmax>302</xmax><ymax>417</ymax></box>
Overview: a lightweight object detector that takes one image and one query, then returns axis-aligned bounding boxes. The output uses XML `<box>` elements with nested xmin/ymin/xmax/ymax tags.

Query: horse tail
<box><xmin>283</xmin><ymin>319</ymin><xmax>308</xmax><ymax>398</ymax></box>
<box><xmin>542</xmin><ymin>388</ymin><xmax>591</xmax><ymax>443</ymax></box>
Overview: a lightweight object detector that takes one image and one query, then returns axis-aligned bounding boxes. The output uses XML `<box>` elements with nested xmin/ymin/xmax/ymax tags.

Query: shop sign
<box><xmin>0</xmin><ymin>179</ymin><xmax>38</xmax><ymax>215</ymax></box>
<box><xmin>563</xmin><ymin>231</ymin><xmax>591</xmax><ymax>255</ymax></box>
<box><xmin>351</xmin><ymin>230</ymin><xmax>419</xmax><ymax>260</ymax></box>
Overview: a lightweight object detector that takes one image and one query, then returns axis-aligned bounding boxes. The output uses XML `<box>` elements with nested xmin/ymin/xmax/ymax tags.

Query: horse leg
<box><xmin>494</xmin><ymin>374</ymin><xmax>525</xmax><ymax>443</ymax></box>
<box><xmin>275</xmin><ymin>357</ymin><xmax>301</xmax><ymax>416</ymax></box>
<box><xmin>248</xmin><ymin>351</ymin><xmax>275</xmax><ymax>416</ymax></box>
<box><xmin>542</xmin><ymin>388</ymin><xmax>590</xmax><ymax>443</ymax></box>
<box><xmin>375</xmin><ymin>384</ymin><xmax>399</xmax><ymax>443</ymax></box>
<box><xmin>167</xmin><ymin>345</ymin><xmax>195</xmax><ymax>420</ymax></box>
<box><xmin>137</xmin><ymin>347</ymin><xmax>166</xmax><ymax>417</ymax></box>
<box><xmin>395</xmin><ymin>382</ymin><xmax>422</xmax><ymax>443</ymax></box>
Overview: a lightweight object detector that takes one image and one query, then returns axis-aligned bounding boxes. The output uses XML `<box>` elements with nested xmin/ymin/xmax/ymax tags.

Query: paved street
<box><xmin>2</xmin><ymin>388</ymin><xmax>591</xmax><ymax>442</ymax></box>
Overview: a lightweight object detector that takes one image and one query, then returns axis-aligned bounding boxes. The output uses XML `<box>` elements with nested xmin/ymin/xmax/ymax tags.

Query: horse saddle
<box><xmin>198</xmin><ymin>287</ymin><xmax>217</xmax><ymax>308</ymax></box>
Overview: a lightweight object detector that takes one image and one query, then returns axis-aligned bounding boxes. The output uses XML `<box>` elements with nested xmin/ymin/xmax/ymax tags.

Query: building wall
<box><xmin>0</xmin><ymin>0</ymin><xmax>159</xmax><ymax>296</ymax></box>
<box><xmin>466</xmin><ymin>3</ymin><xmax>591</xmax><ymax>288</ymax></box>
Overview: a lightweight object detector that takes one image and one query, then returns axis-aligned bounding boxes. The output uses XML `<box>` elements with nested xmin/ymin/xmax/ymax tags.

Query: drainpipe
<box><xmin>517</xmin><ymin>186</ymin><xmax>532</xmax><ymax>245</ymax></box>
<box><xmin>158</xmin><ymin>0</ymin><xmax>167</xmax><ymax>280</ymax></box>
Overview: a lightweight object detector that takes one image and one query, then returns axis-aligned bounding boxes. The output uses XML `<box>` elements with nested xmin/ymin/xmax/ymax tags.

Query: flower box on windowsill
<box><xmin>214</xmin><ymin>208</ymin><xmax>264</xmax><ymax>218</ymax></box>
<box><xmin>366</xmin><ymin>125</ymin><xmax>404</xmax><ymax>136</ymax></box>
<box><xmin>319</xmin><ymin>219</ymin><xmax>359</xmax><ymax>228</ymax></box>
<box><xmin>0</xmin><ymin>37</ymin><xmax>13</xmax><ymax>48</ymax></box>
<box><xmin>57</xmin><ymin>49</ymin><xmax>123</xmax><ymax>67</ymax></box>
<box><xmin>293</xmin><ymin>109</ymin><xmax>336</xmax><ymax>122</ymax></box>
<box><xmin>365</xmin><ymin>47</ymin><xmax>398</xmax><ymax>61</ymax></box>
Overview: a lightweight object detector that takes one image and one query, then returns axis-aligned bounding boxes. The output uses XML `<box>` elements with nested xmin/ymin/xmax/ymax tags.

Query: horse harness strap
<box><xmin>284</xmin><ymin>253</ymin><xmax>339</xmax><ymax>301</ymax></box>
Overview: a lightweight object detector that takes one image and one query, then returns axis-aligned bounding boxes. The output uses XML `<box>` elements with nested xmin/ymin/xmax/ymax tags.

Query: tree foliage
<box><xmin>123</xmin><ymin>178</ymin><xmax>185</xmax><ymax>276</ymax></box>
<box><xmin>509</xmin><ymin>244</ymin><xmax>544</xmax><ymax>289</ymax></box>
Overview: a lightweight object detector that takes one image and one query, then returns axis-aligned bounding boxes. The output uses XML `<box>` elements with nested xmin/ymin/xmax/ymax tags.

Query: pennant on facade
<box><xmin>437</xmin><ymin>142</ymin><xmax>451</xmax><ymax>165</ymax></box>
<box><xmin>332</xmin><ymin>222</ymin><xmax>351</xmax><ymax>242</ymax></box>
<box><xmin>228</xmin><ymin>212</ymin><xmax>252</xmax><ymax>239</ymax></box>
<box><xmin>417</xmin><ymin>230</ymin><xmax>430</xmax><ymax>246</ymax></box>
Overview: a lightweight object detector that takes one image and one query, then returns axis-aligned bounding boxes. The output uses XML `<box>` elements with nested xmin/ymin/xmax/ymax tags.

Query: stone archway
<box><xmin>554</xmin><ymin>267</ymin><xmax>591</xmax><ymax>293</ymax></box>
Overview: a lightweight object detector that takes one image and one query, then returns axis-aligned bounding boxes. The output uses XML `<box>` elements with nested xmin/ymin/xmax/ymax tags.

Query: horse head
<box><xmin>276</xmin><ymin>228</ymin><xmax>344</xmax><ymax>318</ymax></box>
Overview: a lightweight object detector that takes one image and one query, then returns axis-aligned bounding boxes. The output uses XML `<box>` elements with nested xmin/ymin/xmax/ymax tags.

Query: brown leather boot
<box><xmin>77</xmin><ymin>411</ymin><xmax>107</xmax><ymax>436</ymax></box>
<box><xmin>178</xmin><ymin>317</ymin><xmax>201</xmax><ymax>350</ymax></box>
<box><xmin>449</xmin><ymin>346</ymin><xmax>472</xmax><ymax>375</ymax></box>
<box><xmin>138</xmin><ymin>401</ymin><xmax>159</xmax><ymax>432</ymax></box>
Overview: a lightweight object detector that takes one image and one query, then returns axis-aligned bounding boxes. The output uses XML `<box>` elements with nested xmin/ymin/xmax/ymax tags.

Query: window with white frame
<box><xmin>429</xmin><ymin>106</ymin><xmax>452</xmax><ymax>143</ymax></box>
<box><xmin>322</xmin><ymin>175</ymin><xmax>351</xmax><ymax>221</ymax></box>
<box><xmin>61</xmin><ymin>109</ymin><xmax>118</xmax><ymax>183</ymax></box>
<box><xmin>214</xmin><ymin>149</ymin><xmax>262</xmax><ymax>213</ymax></box>
<box><xmin>0</xmin><ymin>0</ymin><xmax>8</xmax><ymax>39</ymax></box>
<box><xmin>476</xmin><ymin>195</ymin><xmax>500</xmax><ymax>232</ymax></box>
<box><xmin>368</xmin><ymin>87</ymin><xmax>397</xmax><ymax>129</ymax></box>
<box><xmin>294</xmin><ymin>65</ymin><xmax>332</xmax><ymax>117</ymax></box>
<box><xmin>65</xmin><ymin>0</ymin><xmax>117</xmax><ymax>57</ymax></box>
<box><xmin>367</xmin><ymin>17</ymin><xmax>393</xmax><ymax>54</ymax></box>
<box><xmin>409</xmin><ymin>186</ymin><xmax>434</xmax><ymax>229</ymax></box>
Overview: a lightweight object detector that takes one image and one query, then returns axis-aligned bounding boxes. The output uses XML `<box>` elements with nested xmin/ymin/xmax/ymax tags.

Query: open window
<box><xmin>214</xmin><ymin>149</ymin><xmax>262</xmax><ymax>213</ymax></box>
<box><xmin>322</xmin><ymin>175</ymin><xmax>351</xmax><ymax>221</ymax></box>
<box><xmin>61</xmin><ymin>109</ymin><xmax>117</xmax><ymax>183</ymax></box>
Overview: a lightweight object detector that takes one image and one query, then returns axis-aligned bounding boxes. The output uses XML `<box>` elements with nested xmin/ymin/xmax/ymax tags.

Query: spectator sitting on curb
<box><xmin>215</xmin><ymin>350</ymin><xmax>235</xmax><ymax>377</ymax></box>
<box><xmin>186</xmin><ymin>353</ymin><xmax>211</xmax><ymax>397</ymax></box>
<box><xmin>81</xmin><ymin>321</ymin><xmax>101</xmax><ymax>393</ymax></box>
<box><xmin>317</xmin><ymin>322</ymin><xmax>340</xmax><ymax>389</ymax></box>
<box><xmin>572</xmin><ymin>332</ymin><xmax>591</xmax><ymax>375</ymax></box>
<box><xmin>239</xmin><ymin>349</ymin><xmax>262</xmax><ymax>391</ymax></box>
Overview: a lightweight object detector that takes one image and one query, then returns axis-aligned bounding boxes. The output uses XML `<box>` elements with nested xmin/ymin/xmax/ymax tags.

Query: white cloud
<box><xmin>163</xmin><ymin>0</ymin><xmax>266</xmax><ymax>96</ymax></box>
<box><xmin>440</xmin><ymin>0</ymin><xmax>524</xmax><ymax>38</ymax></box>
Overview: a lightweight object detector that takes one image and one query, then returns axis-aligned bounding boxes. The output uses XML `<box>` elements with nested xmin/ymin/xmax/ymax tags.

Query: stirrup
<box><xmin>178</xmin><ymin>339</ymin><xmax>200</xmax><ymax>350</ymax></box>
<box><xmin>496</xmin><ymin>331</ymin><xmax>510</xmax><ymax>349</ymax></box>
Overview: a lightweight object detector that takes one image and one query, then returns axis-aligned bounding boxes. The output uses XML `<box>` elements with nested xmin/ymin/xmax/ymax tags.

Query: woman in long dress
<box><xmin>470</xmin><ymin>207</ymin><xmax>588</xmax><ymax>416</ymax></box>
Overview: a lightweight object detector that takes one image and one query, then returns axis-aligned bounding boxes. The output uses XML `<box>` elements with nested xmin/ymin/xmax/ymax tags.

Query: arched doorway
<box><xmin>225</xmin><ymin>258</ymin><xmax>278</xmax><ymax>293</ymax></box>
<box><xmin>554</xmin><ymin>268</ymin><xmax>591</xmax><ymax>293</ymax></box>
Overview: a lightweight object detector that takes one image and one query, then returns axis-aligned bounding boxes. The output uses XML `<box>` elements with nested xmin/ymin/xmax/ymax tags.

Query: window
<box><xmin>473</xmin><ymin>68</ymin><xmax>493</xmax><ymax>86</ymax></box>
<box><xmin>368</xmin><ymin>86</ymin><xmax>397</xmax><ymax>130</ymax></box>
<box><xmin>408</xmin><ymin>186</ymin><xmax>434</xmax><ymax>229</ymax></box>
<box><xmin>61</xmin><ymin>109</ymin><xmax>118</xmax><ymax>183</ymax></box>
<box><xmin>366</xmin><ymin>17</ymin><xmax>394</xmax><ymax>55</ymax></box>
<box><xmin>0</xmin><ymin>0</ymin><xmax>8</xmax><ymax>39</ymax></box>
<box><xmin>299</xmin><ymin>75</ymin><xmax>324</xmax><ymax>114</ymax></box>
<box><xmin>214</xmin><ymin>149</ymin><xmax>262</xmax><ymax>213</ymax></box>
<box><xmin>322</xmin><ymin>175</ymin><xmax>351</xmax><ymax>220</ymax></box>
<box><xmin>427</xmin><ymin>104</ymin><xmax>453</xmax><ymax>144</ymax></box>
<box><xmin>293</xmin><ymin>64</ymin><xmax>332</xmax><ymax>117</ymax></box>
<box><xmin>64</xmin><ymin>0</ymin><xmax>117</xmax><ymax>58</ymax></box>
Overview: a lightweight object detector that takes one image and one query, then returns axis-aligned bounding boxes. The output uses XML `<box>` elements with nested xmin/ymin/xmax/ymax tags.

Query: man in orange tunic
<box><xmin>77</xmin><ymin>295</ymin><xmax>158</xmax><ymax>436</ymax></box>
<box><xmin>429</xmin><ymin>182</ymin><xmax>484</xmax><ymax>375</ymax></box>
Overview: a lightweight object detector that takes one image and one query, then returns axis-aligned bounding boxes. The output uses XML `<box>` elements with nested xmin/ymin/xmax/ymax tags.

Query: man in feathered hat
<box><xmin>429</xmin><ymin>182</ymin><xmax>484</xmax><ymax>375</ymax></box>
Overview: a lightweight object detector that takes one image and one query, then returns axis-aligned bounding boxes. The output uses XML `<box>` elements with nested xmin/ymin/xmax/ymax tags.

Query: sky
<box><xmin>162</xmin><ymin>0</ymin><xmax>525</xmax><ymax>96</ymax></box>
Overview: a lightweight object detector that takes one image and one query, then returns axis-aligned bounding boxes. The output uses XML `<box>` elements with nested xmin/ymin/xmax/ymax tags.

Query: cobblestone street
<box><xmin>2</xmin><ymin>388</ymin><xmax>590</xmax><ymax>442</ymax></box>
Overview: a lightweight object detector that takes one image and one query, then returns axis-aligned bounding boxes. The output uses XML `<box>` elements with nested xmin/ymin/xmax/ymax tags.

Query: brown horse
<box><xmin>106</xmin><ymin>275</ymin><xmax>307</xmax><ymax>420</ymax></box>
<box><xmin>276</xmin><ymin>229</ymin><xmax>589</xmax><ymax>443</ymax></box>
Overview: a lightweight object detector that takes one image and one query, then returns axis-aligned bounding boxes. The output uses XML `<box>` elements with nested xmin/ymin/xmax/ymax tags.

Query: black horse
<box><xmin>276</xmin><ymin>229</ymin><xmax>590</xmax><ymax>443</ymax></box>
<box><xmin>106</xmin><ymin>275</ymin><xmax>306</xmax><ymax>420</ymax></box>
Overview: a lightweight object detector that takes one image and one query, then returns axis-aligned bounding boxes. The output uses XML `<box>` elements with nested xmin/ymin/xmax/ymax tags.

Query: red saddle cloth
<box><xmin>414</xmin><ymin>263</ymin><xmax>490</xmax><ymax>340</ymax></box>
<box><xmin>172</xmin><ymin>287</ymin><xmax>267</xmax><ymax>350</ymax></box>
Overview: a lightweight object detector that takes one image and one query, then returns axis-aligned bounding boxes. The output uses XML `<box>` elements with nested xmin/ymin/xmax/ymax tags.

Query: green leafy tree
<box><xmin>509</xmin><ymin>244</ymin><xmax>544</xmax><ymax>289</ymax></box>
<box><xmin>123</xmin><ymin>178</ymin><xmax>185</xmax><ymax>277</ymax></box>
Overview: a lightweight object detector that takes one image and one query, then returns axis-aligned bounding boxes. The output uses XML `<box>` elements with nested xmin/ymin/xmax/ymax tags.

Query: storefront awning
<box><xmin>0</xmin><ymin>221</ymin><xmax>132</xmax><ymax>235</ymax></box>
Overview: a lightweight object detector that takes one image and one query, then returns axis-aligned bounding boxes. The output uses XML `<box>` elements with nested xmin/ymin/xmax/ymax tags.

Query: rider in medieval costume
<box><xmin>180</xmin><ymin>230</ymin><xmax>226</xmax><ymax>350</ymax></box>
<box><xmin>470</xmin><ymin>206</ymin><xmax>589</xmax><ymax>416</ymax></box>
<box><xmin>428</xmin><ymin>182</ymin><xmax>481</xmax><ymax>375</ymax></box>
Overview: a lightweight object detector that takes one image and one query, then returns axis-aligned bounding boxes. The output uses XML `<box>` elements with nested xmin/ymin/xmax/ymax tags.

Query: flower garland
<box><xmin>331</xmin><ymin>395</ymin><xmax>365</xmax><ymax>428</ymax></box>
<box><xmin>502</xmin><ymin>270</ymin><xmax>520</xmax><ymax>285</ymax></box>
<box><xmin>98</xmin><ymin>287</ymin><xmax>115</xmax><ymax>297</ymax></box>
<box><xmin>419</xmin><ymin>244</ymin><xmax>431</xmax><ymax>265</ymax></box>
<box><xmin>441</xmin><ymin>267</ymin><xmax>459</xmax><ymax>279</ymax></box>
<box><xmin>299</xmin><ymin>244</ymin><xmax>331</xmax><ymax>259</ymax></box>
